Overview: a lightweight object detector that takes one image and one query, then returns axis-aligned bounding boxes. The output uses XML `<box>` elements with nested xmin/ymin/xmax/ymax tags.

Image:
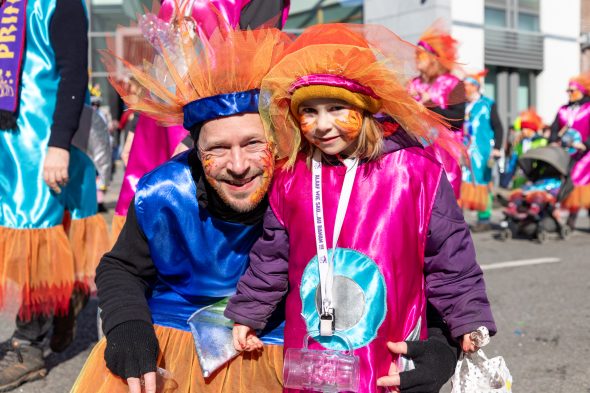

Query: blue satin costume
<box><xmin>134</xmin><ymin>151</ymin><xmax>283</xmax><ymax>344</ymax></box>
<box><xmin>463</xmin><ymin>95</ymin><xmax>495</xmax><ymax>186</ymax></box>
<box><xmin>0</xmin><ymin>0</ymin><xmax>96</xmax><ymax>230</ymax></box>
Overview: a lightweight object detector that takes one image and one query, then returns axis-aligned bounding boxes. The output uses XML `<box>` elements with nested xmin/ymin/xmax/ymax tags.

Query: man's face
<box><xmin>197</xmin><ymin>113</ymin><xmax>274</xmax><ymax>213</ymax></box>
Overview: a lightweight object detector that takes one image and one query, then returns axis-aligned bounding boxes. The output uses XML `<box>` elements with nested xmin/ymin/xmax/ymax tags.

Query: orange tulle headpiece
<box><xmin>417</xmin><ymin>20</ymin><xmax>459</xmax><ymax>72</ymax></box>
<box><xmin>103</xmin><ymin>2</ymin><xmax>291</xmax><ymax>135</ymax></box>
<box><xmin>569</xmin><ymin>72</ymin><xmax>590</xmax><ymax>95</ymax></box>
<box><xmin>464</xmin><ymin>69</ymin><xmax>488</xmax><ymax>88</ymax></box>
<box><xmin>519</xmin><ymin>108</ymin><xmax>544</xmax><ymax>131</ymax></box>
<box><xmin>260</xmin><ymin>23</ymin><xmax>458</xmax><ymax>166</ymax></box>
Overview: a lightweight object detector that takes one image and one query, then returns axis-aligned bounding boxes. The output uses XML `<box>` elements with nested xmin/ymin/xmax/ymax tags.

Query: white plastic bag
<box><xmin>450</xmin><ymin>349</ymin><xmax>513</xmax><ymax>393</ymax></box>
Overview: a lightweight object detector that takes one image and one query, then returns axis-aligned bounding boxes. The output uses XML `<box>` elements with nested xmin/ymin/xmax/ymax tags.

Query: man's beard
<box><xmin>207</xmin><ymin>170</ymin><xmax>271</xmax><ymax>213</ymax></box>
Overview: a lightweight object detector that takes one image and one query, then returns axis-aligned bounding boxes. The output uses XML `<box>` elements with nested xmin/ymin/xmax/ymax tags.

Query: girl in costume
<box><xmin>409</xmin><ymin>21</ymin><xmax>466</xmax><ymax>199</ymax></box>
<box><xmin>549</xmin><ymin>74</ymin><xmax>590</xmax><ymax>229</ymax></box>
<box><xmin>460</xmin><ymin>70</ymin><xmax>504</xmax><ymax>232</ymax></box>
<box><xmin>225</xmin><ymin>24</ymin><xmax>495</xmax><ymax>392</ymax></box>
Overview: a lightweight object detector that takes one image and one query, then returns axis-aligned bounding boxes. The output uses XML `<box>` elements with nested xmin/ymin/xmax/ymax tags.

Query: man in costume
<box><xmin>549</xmin><ymin>73</ymin><xmax>590</xmax><ymax>229</ymax></box>
<box><xmin>73</xmin><ymin>4</ymin><xmax>462</xmax><ymax>393</ymax></box>
<box><xmin>461</xmin><ymin>71</ymin><xmax>504</xmax><ymax>232</ymax></box>
<box><xmin>109</xmin><ymin>0</ymin><xmax>287</xmax><ymax>240</ymax></box>
<box><xmin>0</xmin><ymin>0</ymin><xmax>109</xmax><ymax>390</ymax></box>
<box><xmin>409</xmin><ymin>21</ymin><xmax>466</xmax><ymax>199</ymax></box>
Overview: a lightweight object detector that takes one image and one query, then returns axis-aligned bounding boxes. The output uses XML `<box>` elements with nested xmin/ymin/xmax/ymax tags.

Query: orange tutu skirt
<box><xmin>458</xmin><ymin>182</ymin><xmax>489</xmax><ymax>212</ymax></box>
<box><xmin>562</xmin><ymin>184</ymin><xmax>590</xmax><ymax>210</ymax></box>
<box><xmin>71</xmin><ymin>325</ymin><xmax>284</xmax><ymax>393</ymax></box>
<box><xmin>0</xmin><ymin>214</ymin><xmax>109</xmax><ymax>319</ymax></box>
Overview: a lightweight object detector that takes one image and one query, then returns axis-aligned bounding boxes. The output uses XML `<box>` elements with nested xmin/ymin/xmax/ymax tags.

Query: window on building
<box><xmin>485</xmin><ymin>7</ymin><xmax>507</xmax><ymax>28</ymax></box>
<box><xmin>518</xmin><ymin>12</ymin><xmax>539</xmax><ymax>31</ymax></box>
<box><xmin>285</xmin><ymin>0</ymin><xmax>363</xmax><ymax>30</ymax></box>
<box><xmin>484</xmin><ymin>0</ymin><xmax>540</xmax><ymax>31</ymax></box>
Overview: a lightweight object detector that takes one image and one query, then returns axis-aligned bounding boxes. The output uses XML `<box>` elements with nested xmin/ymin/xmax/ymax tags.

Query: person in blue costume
<box><xmin>0</xmin><ymin>0</ymin><xmax>109</xmax><ymax>390</ymax></box>
<box><xmin>461</xmin><ymin>70</ymin><xmax>504</xmax><ymax>232</ymax></box>
<box><xmin>73</xmin><ymin>3</ymin><xmax>461</xmax><ymax>393</ymax></box>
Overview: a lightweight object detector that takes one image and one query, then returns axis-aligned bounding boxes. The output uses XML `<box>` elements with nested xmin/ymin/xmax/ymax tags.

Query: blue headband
<box><xmin>183</xmin><ymin>89</ymin><xmax>260</xmax><ymax>130</ymax></box>
<box><xmin>464</xmin><ymin>77</ymin><xmax>480</xmax><ymax>87</ymax></box>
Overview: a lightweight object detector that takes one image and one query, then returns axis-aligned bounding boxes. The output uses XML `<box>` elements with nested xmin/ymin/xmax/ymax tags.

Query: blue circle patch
<box><xmin>300</xmin><ymin>248</ymin><xmax>387</xmax><ymax>350</ymax></box>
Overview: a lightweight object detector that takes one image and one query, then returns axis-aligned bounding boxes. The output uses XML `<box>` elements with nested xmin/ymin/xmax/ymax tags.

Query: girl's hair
<box><xmin>285</xmin><ymin>111</ymin><xmax>385</xmax><ymax>168</ymax></box>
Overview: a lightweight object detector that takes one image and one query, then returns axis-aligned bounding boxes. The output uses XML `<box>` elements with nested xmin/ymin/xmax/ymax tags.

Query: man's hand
<box><xmin>377</xmin><ymin>331</ymin><xmax>459</xmax><ymax>392</ymax></box>
<box><xmin>43</xmin><ymin>147</ymin><xmax>70</xmax><ymax>193</ymax></box>
<box><xmin>128</xmin><ymin>372</ymin><xmax>156</xmax><ymax>393</ymax></box>
<box><xmin>232</xmin><ymin>323</ymin><xmax>263</xmax><ymax>352</ymax></box>
<box><xmin>491</xmin><ymin>148</ymin><xmax>502</xmax><ymax>158</ymax></box>
<box><xmin>104</xmin><ymin>320</ymin><xmax>159</xmax><ymax>392</ymax></box>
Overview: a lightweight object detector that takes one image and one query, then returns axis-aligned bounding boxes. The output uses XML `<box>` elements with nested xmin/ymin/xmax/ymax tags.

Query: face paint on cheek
<box><xmin>298</xmin><ymin>115</ymin><xmax>317</xmax><ymax>134</ymax></box>
<box><xmin>249</xmin><ymin>143</ymin><xmax>275</xmax><ymax>204</ymax></box>
<box><xmin>200</xmin><ymin>152</ymin><xmax>221</xmax><ymax>186</ymax></box>
<box><xmin>335</xmin><ymin>109</ymin><xmax>363</xmax><ymax>140</ymax></box>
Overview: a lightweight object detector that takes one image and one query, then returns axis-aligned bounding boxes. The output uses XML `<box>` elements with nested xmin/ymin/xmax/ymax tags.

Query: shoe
<box><xmin>471</xmin><ymin>222</ymin><xmax>492</xmax><ymax>233</ymax></box>
<box><xmin>49</xmin><ymin>288</ymin><xmax>89</xmax><ymax>353</ymax></box>
<box><xmin>0</xmin><ymin>339</ymin><xmax>46</xmax><ymax>392</ymax></box>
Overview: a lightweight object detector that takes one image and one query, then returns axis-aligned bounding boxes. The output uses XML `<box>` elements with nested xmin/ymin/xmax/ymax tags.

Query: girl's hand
<box><xmin>232</xmin><ymin>324</ymin><xmax>263</xmax><ymax>352</ymax></box>
<box><xmin>461</xmin><ymin>333</ymin><xmax>478</xmax><ymax>353</ymax></box>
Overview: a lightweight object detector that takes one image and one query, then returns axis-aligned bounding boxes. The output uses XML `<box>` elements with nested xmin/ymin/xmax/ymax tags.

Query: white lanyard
<box><xmin>311</xmin><ymin>149</ymin><xmax>358</xmax><ymax>336</ymax></box>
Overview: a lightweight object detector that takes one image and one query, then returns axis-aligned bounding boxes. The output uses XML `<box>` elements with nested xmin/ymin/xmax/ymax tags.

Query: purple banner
<box><xmin>0</xmin><ymin>0</ymin><xmax>27</xmax><ymax>112</ymax></box>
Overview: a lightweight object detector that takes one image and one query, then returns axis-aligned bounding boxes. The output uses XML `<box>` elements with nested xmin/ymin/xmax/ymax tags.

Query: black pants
<box><xmin>13</xmin><ymin>314</ymin><xmax>53</xmax><ymax>347</ymax></box>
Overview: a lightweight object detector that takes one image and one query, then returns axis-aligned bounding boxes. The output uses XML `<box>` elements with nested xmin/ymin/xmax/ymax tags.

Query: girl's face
<box><xmin>297</xmin><ymin>98</ymin><xmax>363</xmax><ymax>157</ymax></box>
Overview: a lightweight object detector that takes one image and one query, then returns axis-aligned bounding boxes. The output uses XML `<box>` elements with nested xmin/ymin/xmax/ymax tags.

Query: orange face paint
<box><xmin>298</xmin><ymin>115</ymin><xmax>317</xmax><ymax>134</ymax></box>
<box><xmin>335</xmin><ymin>109</ymin><xmax>363</xmax><ymax>139</ymax></box>
<box><xmin>249</xmin><ymin>143</ymin><xmax>275</xmax><ymax>203</ymax></box>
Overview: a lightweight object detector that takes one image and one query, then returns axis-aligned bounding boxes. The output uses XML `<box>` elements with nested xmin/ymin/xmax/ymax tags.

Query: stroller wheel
<box><xmin>536</xmin><ymin>229</ymin><xmax>547</xmax><ymax>244</ymax></box>
<box><xmin>559</xmin><ymin>225</ymin><xmax>571</xmax><ymax>240</ymax></box>
<box><xmin>499</xmin><ymin>228</ymin><xmax>512</xmax><ymax>241</ymax></box>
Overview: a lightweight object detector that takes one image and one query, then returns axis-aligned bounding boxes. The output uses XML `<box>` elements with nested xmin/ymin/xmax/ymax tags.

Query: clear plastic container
<box><xmin>283</xmin><ymin>331</ymin><xmax>360</xmax><ymax>393</ymax></box>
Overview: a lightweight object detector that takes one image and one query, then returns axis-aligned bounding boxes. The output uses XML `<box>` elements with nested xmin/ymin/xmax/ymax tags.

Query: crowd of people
<box><xmin>0</xmin><ymin>0</ymin><xmax>588</xmax><ymax>392</ymax></box>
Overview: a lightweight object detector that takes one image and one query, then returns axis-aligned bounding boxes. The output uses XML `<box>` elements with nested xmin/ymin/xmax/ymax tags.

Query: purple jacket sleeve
<box><xmin>425</xmin><ymin>175</ymin><xmax>496</xmax><ymax>339</ymax></box>
<box><xmin>224</xmin><ymin>206</ymin><xmax>289</xmax><ymax>330</ymax></box>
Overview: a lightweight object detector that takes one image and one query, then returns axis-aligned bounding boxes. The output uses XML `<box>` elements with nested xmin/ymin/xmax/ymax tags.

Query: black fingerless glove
<box><xmin>399</xmin><ymin>326</ymin><xmax>460</xmax><ymax>393</ymax></box>
<box><xmin>104</xmin><ymin>320</ymin><xmax>159</xmax><ymax>379</ymax></box>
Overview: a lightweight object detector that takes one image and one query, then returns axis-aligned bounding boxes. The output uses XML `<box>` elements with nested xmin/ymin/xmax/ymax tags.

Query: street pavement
<box><xmin>1</xmin><ymin>165</ymin><xmax>589</xmax><ymax>392</ymax></box>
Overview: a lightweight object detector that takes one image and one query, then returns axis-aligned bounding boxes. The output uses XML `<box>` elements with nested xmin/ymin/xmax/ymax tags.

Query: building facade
<box><xmin>87</xmin><ymin>0</ymin><xmax>582</xmax><ymax>130</ymax></box>
<box><xmin>364</xmin><ymin>0</ymin><xmax>581</xmax><ymax>129</ymax></box>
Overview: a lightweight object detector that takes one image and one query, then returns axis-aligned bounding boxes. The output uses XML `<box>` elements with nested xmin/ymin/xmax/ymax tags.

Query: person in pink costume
<box><xmin>408</xmin><ymin>22</ymin><xmax>466</xmax><ymax>199</ymax></box>
<box><xmin>549</xmin><ymin>74</ymin><xmax>590</xmax><ymax>229</ymax></box>
<box><xmin>225</xmin><ymin>24</ymin><xmax>495</xmax><ymax>392</ymax></box>
<box><xmin>111</xmin><ymin>0</ymin><xmax>291</xmax><ymax>236</ymax></box>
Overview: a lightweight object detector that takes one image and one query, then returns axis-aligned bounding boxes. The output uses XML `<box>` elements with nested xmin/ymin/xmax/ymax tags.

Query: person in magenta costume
<box><xmin>408</xmin><ymin>22</ymin><xmax>466</xmax><ymax>199</ymax></box>
<box><xmin>549</xmin><ymin>73</ymin><xmax>590</xmax><ymax>230</ymax></box>
<box><xmin>225</xmin><ymin>23</ymin><xmax>495</xmax><ymax>393</ymax></box>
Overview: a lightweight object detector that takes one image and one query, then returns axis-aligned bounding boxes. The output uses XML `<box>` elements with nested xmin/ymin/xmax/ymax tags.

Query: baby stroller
<box><xmin>499</xmin><ymin>146</ymin><xmax>571</xmax><ymax>243</ymax></box>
